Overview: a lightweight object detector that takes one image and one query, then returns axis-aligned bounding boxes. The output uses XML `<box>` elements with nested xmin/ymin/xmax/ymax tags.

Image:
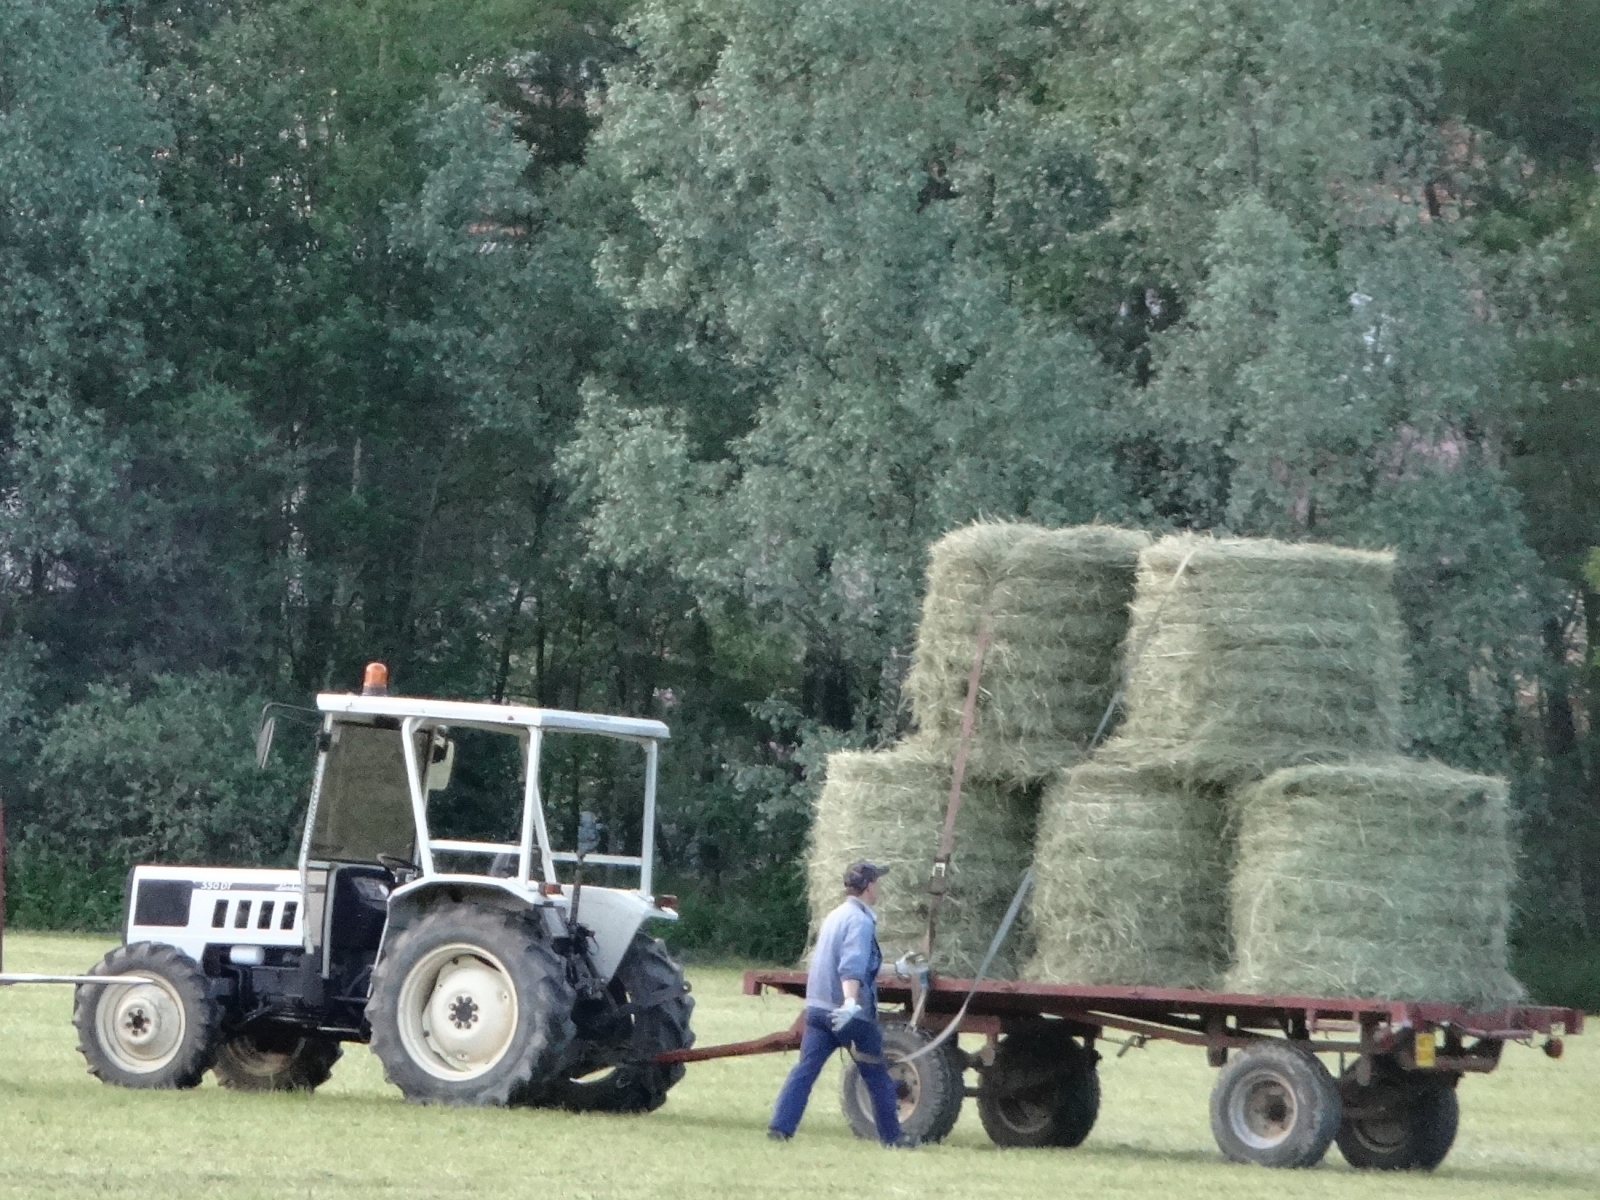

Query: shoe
<box><xmin>888</xmin><ymin>1134</ymin><xmax>921</xmax><ymax>1149</ymax></box>
<box><xmin>767</xmin><ymin>1128</ymin><xmax>792</xmax><ymax>1142</ymax></box>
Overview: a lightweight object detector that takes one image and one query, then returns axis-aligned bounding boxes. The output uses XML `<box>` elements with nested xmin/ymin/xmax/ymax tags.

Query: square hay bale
<box><xmin>806</xmin><ymin>739</ymin><xmax>1039</xmax><ymax>979</ymax></box>
<box><xmin>1109</xmin><ymin>534</ymin><xmax>1405</xmax><ymax>785</ymax></box>
<box><xmin>1024</xmin><ymin>760</ymin><xmax>1229</xmax><ymax>989</ymax></box>
<box><xmin>1227</xmin><ymin>760</ymin><xmax>1525</xmax><ymax>1007</ymax></box>
<box><xmin>906</xmin><ymin>522</ymin><xmax>1150</xmax><ymax>781</ymax></box>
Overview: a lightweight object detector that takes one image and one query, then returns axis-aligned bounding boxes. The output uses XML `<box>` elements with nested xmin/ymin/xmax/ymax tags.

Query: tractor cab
<box><xmin>296</xmin><ymin>668</ymin><xmax>675</xmax><ymax>1015</ymax></box>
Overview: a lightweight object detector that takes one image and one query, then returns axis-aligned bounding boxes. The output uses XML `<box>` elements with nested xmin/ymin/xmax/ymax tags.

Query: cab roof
<box><xmin>315</xmin><ymin>693</ymin><xmax>670</xmax><ymax>742</ymax></box>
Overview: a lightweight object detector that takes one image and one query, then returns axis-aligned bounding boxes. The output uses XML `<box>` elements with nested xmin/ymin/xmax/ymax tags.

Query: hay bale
<box><xmin>906</xmin><ymin>522</ymin><xmax>1150</xmax><ymax>781</ymax></box>
<box><xmin>1103</xmin><ymin>534</ymin><xmax>1404</xmax><ymax>785</ymax></box>
<box><xmin>1227</xmin><ymin>761</ymin><xmax>1524</xmax><ymax>1007</ymax></box>
<box><xmin>1024</xmin><ymin>761</ymin><xmax>1229</xmax><ymax>989</ymax></box>
<box><xmin>806</xmin><ymin>740</ymin><xmax>1039</xmax><ymax>978</ymax></box>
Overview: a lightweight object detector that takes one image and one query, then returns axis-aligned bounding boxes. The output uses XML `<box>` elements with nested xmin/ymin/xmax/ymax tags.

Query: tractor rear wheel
<box><xmin>213</xmin><ymin>1026</ymin><xmax>342</xmax><ymax>1092</ymax></box>
<box><xmin>536</xmin><ymin>934</ymin><xmax>695</xmax><ymax>1113</ymax></box>
<box><xmin>73</xmin><ymin>942</ymin><xmax>221</xmax><ymax>1089</ymax></box>
<box><xmin>367</xmin><ymin>906</ymin><xmax>575</xmax><ymax>1106</ymax></box>
<box><xmin>977</xmin><ymin>1028</ymin><xmax>1101</xmax><ymax>1148</ymax></box>
<box><xmin>840</xmin><ymin>1022</ymin><xmax>966</xmax><ymax>1144</ymax></box>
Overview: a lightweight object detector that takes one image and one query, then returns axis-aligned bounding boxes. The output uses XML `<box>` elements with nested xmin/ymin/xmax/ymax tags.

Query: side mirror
<box><xmin>425</xmin><ymin>734</ymin><xmax>455</xmax><ymax>792</ymax></box>
<box><xmin>255</xmin><ymin>714</ymin><xmax>276</xmax><ymax>770</ymax></box>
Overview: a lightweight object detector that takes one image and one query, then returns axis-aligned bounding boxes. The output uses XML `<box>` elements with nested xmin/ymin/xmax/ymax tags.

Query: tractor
<box><xmin>73</xmin><ymin>664</ymin><xmax>694</xmax><ymax>1109</ymax></box>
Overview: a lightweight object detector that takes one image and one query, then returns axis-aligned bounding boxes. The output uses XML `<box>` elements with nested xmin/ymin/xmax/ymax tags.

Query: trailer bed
<box><xmin>744</xmin><ymin>968</ymin><xmax>1581</xmax><ymax>1067</ymax></box>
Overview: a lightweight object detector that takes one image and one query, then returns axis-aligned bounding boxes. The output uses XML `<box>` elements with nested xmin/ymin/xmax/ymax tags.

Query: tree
<box><xmin>0</xmin><ymin>0</ymin><xmax>177</xmax><ymax>735</ymax></box>
<box><xmin>570</xmin><ymin>0</ymin><xmax>1129</xmax><ymax>738</ymax></box>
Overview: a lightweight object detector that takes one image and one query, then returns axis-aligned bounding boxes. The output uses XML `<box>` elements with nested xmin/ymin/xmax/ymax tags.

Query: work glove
<box><xmin>830</xmin><ymin>998</ymin><xmax>862</xmax><ymax>1032</ymax></box>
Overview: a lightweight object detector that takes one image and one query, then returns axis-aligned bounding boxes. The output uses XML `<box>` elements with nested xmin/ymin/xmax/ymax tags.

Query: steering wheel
<box><xmin>377</xmin><ymin>853</ymin><xmax>419</xmax><ymax>885</ymax></box>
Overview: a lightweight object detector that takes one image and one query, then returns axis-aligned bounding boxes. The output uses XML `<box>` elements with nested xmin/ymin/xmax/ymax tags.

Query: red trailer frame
<box><xmin>664</xmin><ymin>968</ymin><xmax>1584</xmax><ymax>1168</ymax></box>
<box><xmin>742</xmin><ymin>968</ymin><xmax>1580</xmax><ymax>1071</ymax></box>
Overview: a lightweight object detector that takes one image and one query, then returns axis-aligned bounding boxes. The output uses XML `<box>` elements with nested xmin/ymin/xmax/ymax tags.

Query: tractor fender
<box><xmin>380</xmin><ymin>877</ymin><xmax>560</xmax><ymax>962</ymax></box>
<box><xmin>379</xmin><ymin>878</ymin><xmax>670</xmax><ymax>984</ymax></box>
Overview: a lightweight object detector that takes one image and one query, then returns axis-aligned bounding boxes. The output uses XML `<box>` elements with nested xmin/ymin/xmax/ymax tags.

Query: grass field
<box><xmin>0</xmin><ymin>932</ymin><xmax>1595</xmax><ymax>1199</ymax></box>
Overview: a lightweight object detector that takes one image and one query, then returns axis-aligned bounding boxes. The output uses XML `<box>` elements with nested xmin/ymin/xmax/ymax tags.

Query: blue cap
<box><xmin>843</xmin><ymin>861</ymin><xmax>889</xmax><ymax>892</ymax></box>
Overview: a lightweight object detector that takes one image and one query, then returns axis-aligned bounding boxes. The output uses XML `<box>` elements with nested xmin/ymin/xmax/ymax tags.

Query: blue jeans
<box><xmin>769</xmin><ymin>1007</ymin><xmax>902</xmax><ymax>1144</ymax></box>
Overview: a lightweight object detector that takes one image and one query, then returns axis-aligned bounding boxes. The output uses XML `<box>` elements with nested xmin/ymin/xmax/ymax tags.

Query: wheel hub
<box><xmin>1346</xmin><ymin>1081</ymin><xmax>1410</xmax><ymax>1153</ymax></box>
<box><xmin>99</xmin><ymin>980</ymin><xmax>186</xmax><ymax>1073</ymax></box>
<box><xmin>448</xmin><ymin>995</ymin><xmax>480</xmax><ymax>1030</ymax></box>
<box><xmin>1230</xmin><ymin>1070</ymin><xmax>1298</xmax><ymax>1149</ymax></box>
<box><xmin>857</xmin><ymin>1055</ymin><xmax>923</xmax><ymax>1124</ymax></box>
<box><xmin>995</xmin><ymin>1086</ymin><xmax>1055</xmax><ymax>1135</ymax></box>
<box><xmin>398</xmin><ymin>946</ymin><xmax>521</xmax><ymax>1081</ymax></box>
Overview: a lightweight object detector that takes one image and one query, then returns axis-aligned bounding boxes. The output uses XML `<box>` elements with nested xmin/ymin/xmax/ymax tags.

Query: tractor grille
<box><xmin>209</xmin><ymin>897</ymin><xmax>299</xmax><ymax>932</ymax></box>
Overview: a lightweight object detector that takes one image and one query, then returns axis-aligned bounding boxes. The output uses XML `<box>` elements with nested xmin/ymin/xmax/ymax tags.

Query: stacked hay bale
<box><xmin>906</xmin><ymin>523</ymin><xmax>1151</xmax><ymax>780</ymax></box>
<box><xmin>804</xmin><ymin>522</ymin><xmax>1148</xmax><ymax>978</ymax></box>
<box><xmin>1028</xmin><ymin>534</ymin><xmax>1409</xmax><ymax>990</ymax></box>
<box><xmin>806</xmin><ymin>523</ymin><xmax>1523</xmax><ymax>1007</ymax></box>
<box><xmin>806</xmin><ymin>742</ymin><xmax>1040</xmax><ymax>978</ymax></box>
<box><xmin>1228</xmin><ymin>762</ymin><xmax>1524</xmax><ymax>1006</ymax></box>
<box><xmin>1027</xmin><ymin>762</ymin><xmax>1229</xmax><ymax>988</ymax></box>
<box><xmin>1099</xmin><ymin>534</ymin><xmax>1404</xmax><ymax>783</ymax></box>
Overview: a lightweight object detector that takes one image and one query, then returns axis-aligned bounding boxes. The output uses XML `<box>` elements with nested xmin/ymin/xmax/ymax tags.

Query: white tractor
<box><xmin>73</xmin><ymin>665</ymin><xmax>694</xmax><ymax>1108</ymax></box>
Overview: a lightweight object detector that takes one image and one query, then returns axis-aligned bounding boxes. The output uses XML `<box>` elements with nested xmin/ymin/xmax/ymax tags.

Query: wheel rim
<box><xmin>1228</xmin><ymin>1066</ymin><xmax>1299</xmax><ymax>1150</ymax></box>
<box><xmin>397</xmin><ymin>943</ymin><xmax>519</xmax><ymax>1081</ymax></box>
<box><xmin>995</xmin><ymin>1086</ymin><xmax>1056</xmax><ymax>1135</ymax></box>
<box><xmin>1346</xmin><ymin>1081</ymin><xmax>1410</xmax><ymax>1155</ymax></box>
<box><xmin>94</xmin><ymin>978</ymin><xmax>187</xmax><ymax>1075</ymax></box>
<box><xmin>856</xmin><ymin>1053</ymin><xmax>922</xmax><ymax>1124</ymax></box>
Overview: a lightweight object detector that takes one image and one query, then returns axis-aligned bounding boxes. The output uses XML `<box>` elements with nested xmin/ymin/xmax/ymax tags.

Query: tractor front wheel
<box><xmin>73</xmin><ymin>942</ymin><xmax>221</xmax><ymax>1089</ymax></box>
<box><xmin>367</xmin><ymin>906</ymin><xmax>575</xmax><ymax>1106</ymax></box>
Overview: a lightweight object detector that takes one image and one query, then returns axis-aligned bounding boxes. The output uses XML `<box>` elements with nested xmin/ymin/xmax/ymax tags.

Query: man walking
<box><xmin>767</xmin><ymin>860</ymin><xmax>909</xmax><ymax>1146</ymax></box>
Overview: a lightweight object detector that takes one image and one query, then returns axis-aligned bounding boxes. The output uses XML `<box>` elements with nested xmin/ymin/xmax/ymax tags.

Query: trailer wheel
<box><xmin>1210</xmin><ymin>1041</ymin><xmax>1341</xmax><ymax>1168</ymax></box>
<box><xmin>73</xmin><ymin>942</ymin><xmax>221</xmax><ymax>1089</ymax></box>
<box><xmin>367</xmin><ymin>906</ymin><xmax>575</xmax><ymax>1106</ymax></box>
<box><xmin>840</xmin><ymin>1022</ymin><xmax>965</xmax><ymax>1144</ymax></box>
<box><xmin>977</xmin><ymin>1030</ymin><xmax>1101</xmax><ymax>1148</ymax></box>
<box><xmin>212</xmin><ymin>1026</ymin><xmax>343</xmax><ymax>1092</ymax></box>
<box><xmin>1336</xmin><ymin>1060</ymin><xmax>1459</xmax><ymax>1170</ymax></box>
<box><xmin>535</xmin><ymin>934</ymin><xmax>695</xmax><ymax>1113</ymax></box>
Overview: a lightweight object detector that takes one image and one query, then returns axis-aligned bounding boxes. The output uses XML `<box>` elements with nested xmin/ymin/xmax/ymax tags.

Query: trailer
<box><xmin>672</xmin><ymin>968</ymin><xmax>1583</xmax><ymax>1169</ymax></box>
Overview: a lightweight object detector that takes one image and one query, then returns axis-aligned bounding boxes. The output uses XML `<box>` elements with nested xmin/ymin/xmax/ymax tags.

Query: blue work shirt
<box><xmin>805</xmin><ymin>896</ymin><xmax>882</xmax><ymax>1016</ymax></box>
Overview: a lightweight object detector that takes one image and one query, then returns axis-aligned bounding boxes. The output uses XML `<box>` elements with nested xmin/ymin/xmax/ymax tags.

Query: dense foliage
<box><xmin>2</xmin><ymin>0</ymin><xmax>1599</xmax><ymax>987</ymax></box>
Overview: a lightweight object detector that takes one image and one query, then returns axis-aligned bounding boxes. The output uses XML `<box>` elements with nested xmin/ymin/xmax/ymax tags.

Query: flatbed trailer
<box><xmin>711</xmin><ymin>968</ymin><xmax>1583</xmax><ymax>1169</ymax></box>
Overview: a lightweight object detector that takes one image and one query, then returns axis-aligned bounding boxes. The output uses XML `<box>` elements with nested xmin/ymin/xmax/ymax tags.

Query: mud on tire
<box><xmin>213</xmin><ymin>1026</ymin><xmax>343</xmax><ymax>1093</ymax></box>
<box><xmin>367</xmin><ymin>906</ymin><xmax>575</xmax><ymax>1106</ymax></box>
<box><xmin>73</xmin><ymin>942</ymin><xmax>221</xmax><ymax>1089</ymax></box>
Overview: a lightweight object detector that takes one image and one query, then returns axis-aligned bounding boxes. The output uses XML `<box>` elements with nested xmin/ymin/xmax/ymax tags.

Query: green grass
<box><xmin>0</xmin><ymin>932</ymin><xmax>1596</xmax><ymax>1199</ymax></box>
